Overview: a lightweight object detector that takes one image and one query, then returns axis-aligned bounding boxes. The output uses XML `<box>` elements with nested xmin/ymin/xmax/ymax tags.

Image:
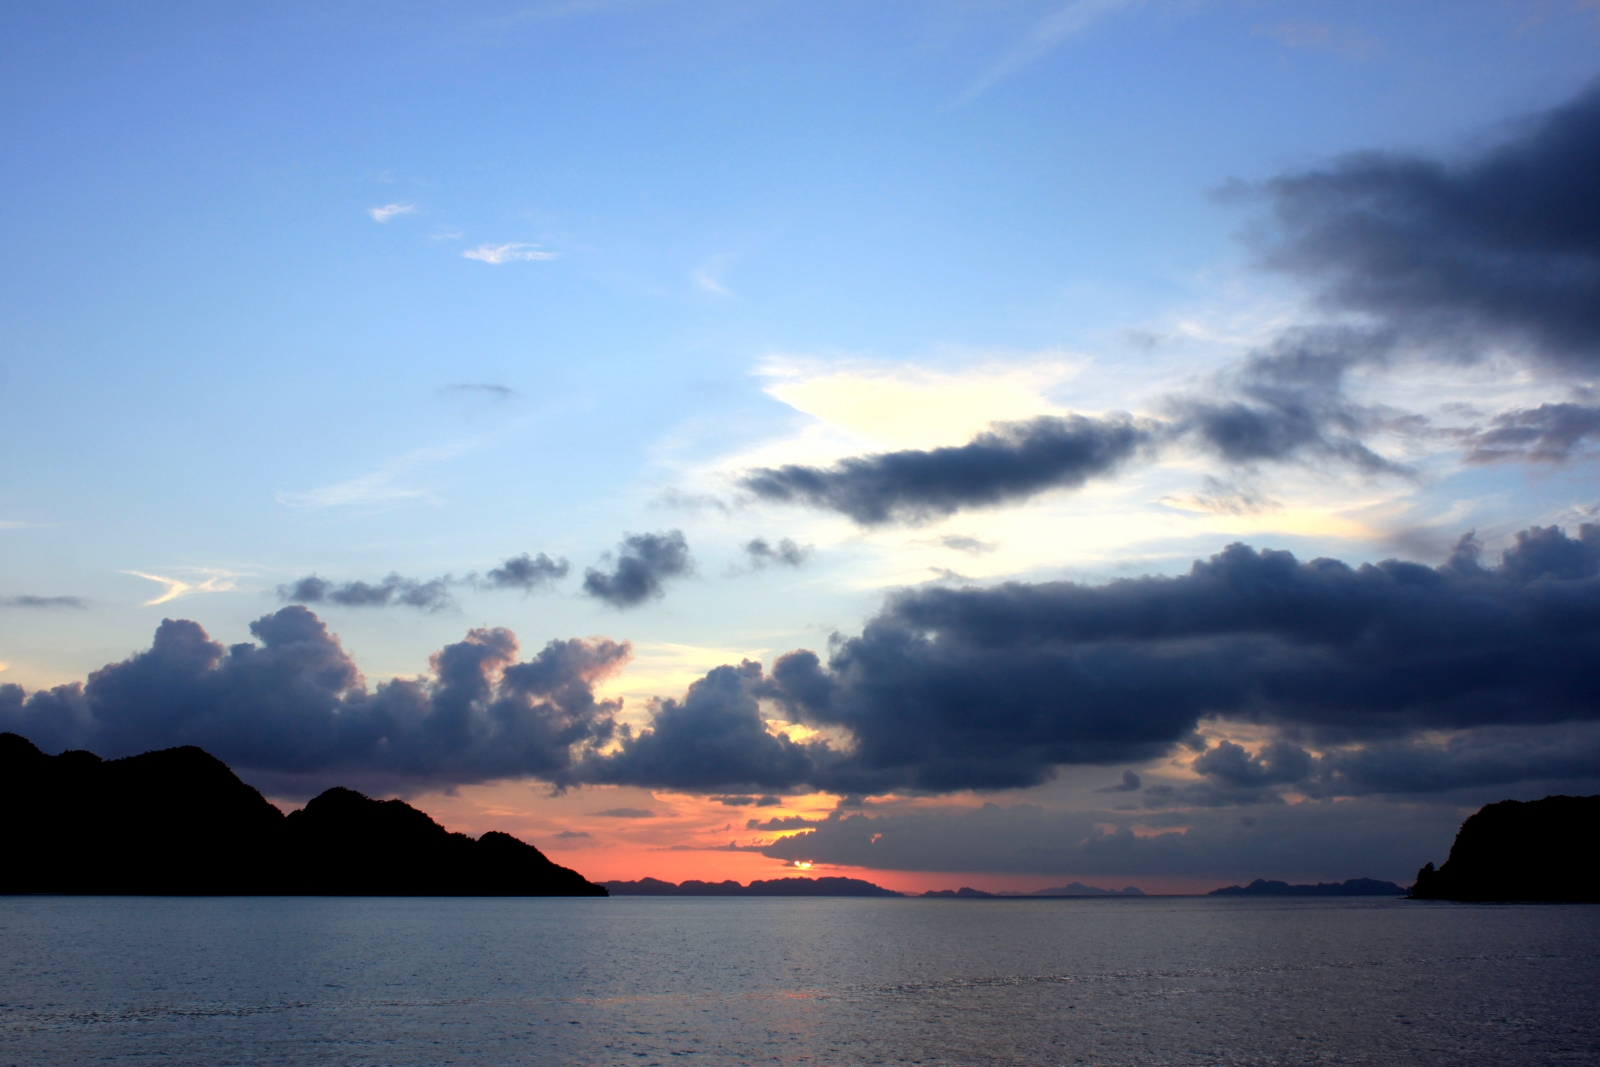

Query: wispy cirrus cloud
<box><xmin>122</xmin><ymin>571</ymin><xmax>236</xmax><ymax>606</ymax></box>
<box><xmin>462</xmin><ymin>243</ymin><xmax>559</xmax><ymax>264</ymax></box>
<box><xmin>368</xmin><ymin>203</ymin><xmax>417</xmax><ymax>222</ymax></box>
<box><xmin>276</xmin><ymin>442</ymin><xmax>472</xmax><ymax>509</ymax></box>
<box><xmin>961</xmin><ymin>0</ymin><xmax>1144</xmax><ymax>103</ymax></box>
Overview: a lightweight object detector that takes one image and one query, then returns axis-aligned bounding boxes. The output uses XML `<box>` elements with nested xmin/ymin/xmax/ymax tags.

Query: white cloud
<box><xmin>276</xmin><ymin>442</ymin><xmax>471</xmax><ymax>509</ymax></box>
<box><xmin>693</xmin><ymin>269</ymin><xmax>732</xmax><ymax>297</ymax></box>
<box><xmin>962</xmin><ymin>0</ymin><xmax>1145</xmax><ymax>103</ymax></box>
<box><xmin>368</xmin><ymin>203</ymin><xmax>417</xmax><ymax>222</ymax></box>
<box><xmin>122</xmin><ymin>571</ymin><xmax>236</xmax><ymax>606</ymax></box>
<box><xmin>462</xmin><ymin>243</ymin><xmax>559</xmax><ymax>265</ymax></box>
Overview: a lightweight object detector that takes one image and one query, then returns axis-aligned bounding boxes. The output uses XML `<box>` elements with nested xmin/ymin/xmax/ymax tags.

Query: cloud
<box><xmin>583</xmin><ymin>531</ymin><xmax>692</xmax><ymax>607</ymax></box>
<box><xmin>276</xmin><ymin>443</ymin><xmax>471</xmax><ymax>509</ymax></box>
<box><xmin>1096</xmin><ymin>769</ymin><xmax>1142</xmax><ymax>793</ymax></box>
<box><xmin>368</xmin><ymin>203</ymin><xmax>417</xmax><ymax>222</ymax></box>
<box><xmin>592</xmin><ymin>808</ymin><xmax>656</xmax><ymax>818</ymax></box>
<box><xmin>693</xmin><ymin>268</ymin><xmax>732</xmax><ymax>296</ymax></box>
<box><xmin>934</xmin><ymin>535</ymin><xmax>998</xmax><ymax>555</ymax></box>
<box><xmin>565</xmin><ymin>660</ymin><xmax>839</xmax><ymax>792</ymax></box>
<box><xmin>1</xmin><ymin>595</ymin><xmax>86</xmax><ymax>609</ymax></box>
<box><xmin>713</xmin><ymin>794</ymin><xmax>782</xmax><ymax>807</ymax></box>
<box><xmin>1254</xmin><ymin>80</ymin><xmax>1600</xmax><ymax>369</ymax></box>
<box><xmin>962</xmin><ymin>0</ymin><xmax>1143</xmax><ymax>103</ymax></box>
<box><xmin>280</xmin><ymin>552</ymin><xmax>570</xmax><ymax>608</ymax></box>
<box><xmin>1461</xmin><ymin>401</ymin><xmax>1600</xmax><ymax>463</ymax></box>
<box><xmin>744</xmin><ymin>537</ymin><xmax>810</xmax><ymax>569</ymax></box>
<box><xmin>1253</xmin><ymin>21</ymin><xmax>1377</xmax><ymax>60</ymax></box>
<box><xmin>740</xmin><ymin>414</ymin><xmax>1149</xmax><ymax>525</ymax></box>
<box><xmin>440</xmin><ymin>383</ymin><xmax>516</xmax><ymax>400</ymax></box>
<box><xmin>554</xmin><ymin>829</ymin><xmax>591</xmax><ymax>838</ymax></box>
<box><xmin>738</xmin><ymin>796</ymin><xmax>1463</xmax><ymax>882</ymax></box>
<box><xmin>122</xmin><ymin>571</ymin><xmax>235</xmax><ymax>606</ymax></box>
<box><xmin>462</xmin><ymin>243</ymin><xmax>558</xmax><ymax>264</ymax></box>
<box><xmin>1170</xmin><ymin>329</ymin><xmax>1408</xmax><ymax>474</ymax></box>
<box><xmin>279</xmin><ymin>573</ymin><xmax>456</xmax><ymax>612</ymax></box>
<box><xmin>479</xmin><ymin>553</ymin><xmax>570</xmax><ymax>592</ymax></box>
<box><xmin>0</xmin><ymin>606</ymin><xmax>630</xmax><ymax>795</ymax></box>
<box><xmin>565</xmin><ymin>523</ymin><xmax>1600</xmax><ymax>796</ymax></box>
<box><xmin>10</xmin><ymin>528</ymin><xmax>1600</xmax><ymax>804</ymax></box>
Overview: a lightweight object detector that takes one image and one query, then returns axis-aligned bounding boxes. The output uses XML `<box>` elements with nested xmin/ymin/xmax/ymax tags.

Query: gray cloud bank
<box><xmin>6</xmin><ymin>528</ymin><xmax>1600</xmax><ymax>807</ymax></box>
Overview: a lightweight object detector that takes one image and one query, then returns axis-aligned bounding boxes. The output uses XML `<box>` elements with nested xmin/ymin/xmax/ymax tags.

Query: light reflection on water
<box><xmin>2</xmin><ymin>896</ymin><xmax>1596</xmax><ymax>1065</ymax></box>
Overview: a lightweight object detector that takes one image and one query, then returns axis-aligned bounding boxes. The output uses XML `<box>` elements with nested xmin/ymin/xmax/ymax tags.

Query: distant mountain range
<box><xmin>1411</xmin><ymin>795</ymin><xmax>1600</xmax><ymax>902</ymax></box>
<box><xmin>1207</xmin><ymin>878</ymin><xmax>1407</xmax><ymax>897</ymax></box>
<box><xmin>0</xmin><ymin>732</ymin><xmax>606</xmax><ymax>895</ymax></box>
<box><xmin>923</xmin><ymin>883</ymin><xmax>1145</xmax><ymax>898</ymax></box>
<box><xmin>605</xmin><ymin>876</ymin><xmax>902</xmax><ymax>896</ymax></box>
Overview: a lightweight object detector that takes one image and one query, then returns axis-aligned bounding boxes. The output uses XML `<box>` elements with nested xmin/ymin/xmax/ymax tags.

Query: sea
<box><xmin>2</xmin><ymin>895</ymin><xmax>1596</xmax><ymax>1066</ymax></box>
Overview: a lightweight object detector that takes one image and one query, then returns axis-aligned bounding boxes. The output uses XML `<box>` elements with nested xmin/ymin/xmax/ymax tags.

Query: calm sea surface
<box><xmin>1</xmin><ymin>895</ymin><xmax>1596</xmax><ymax>1066</ymax></box>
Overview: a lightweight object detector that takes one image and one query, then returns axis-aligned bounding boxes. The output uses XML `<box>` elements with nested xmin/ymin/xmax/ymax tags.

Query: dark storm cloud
<box><xmin>582</xmin><ymin>531</ymin><xmax>692</xmax><ymax>607</ymax></box>
<box><xmin>1461</xmin><ymin>401</ymin><xmax>1600</xmax><ymax>463</ymax></box>
<box><xmin>712</xmin><ymin>794</ymin><xmax>782</xmax><ymax>807</ymax></box>
<box><xmin>739</xmin><ymin>414</ymin><xmax>1150</xmax><ymax>525</ymax></box>
<box><xmin>744</xmin><ymin>537</ymin><xmax>810</xmax><ymax>569</ymax></box>
<box><xmin>1256</xmin><ymin>81</ymin><xmax>1600</xmax><ymax>367</ymax></box>
<box><xmin>566</xmin><ymin>523</ymin><xmax>1600</xmax><ymax>796</ymax></box>
<box><xmin>0</xmin><ymin>606</ymin><xmax>629</xmax><ymax>795</ymax></box>
<box><xmin>280</xmin><ymin>573</ymin><xmax>456</xmax><ymax>612</ymax></box>
<box><xmin>0</xmin><ymin>595</ymin><xmax>86</xmax><ymax>609</ymax></box>
<box><xmin>479</xmin><ymin>552</ymin><xmax>570</xmax><ymax>591</ymax></box>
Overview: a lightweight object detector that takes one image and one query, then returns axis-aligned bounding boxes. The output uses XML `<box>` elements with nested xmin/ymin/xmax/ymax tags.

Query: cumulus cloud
<box><xmin>280</xmin><ymin>573</ymin><xmax>456</xmax><ymax>612</ymax></box>
<box><xmin>740</xmin><ymin>414</ymin><xmax>1150</xmax><ymax>525</ymax></box>
<box><xmin>0</xmin><ymin>606</ymin><xmax>629</xmax><ymax>795</ymax></box>
<box><xmin>10</xmin><ymin>528</ymin><xmax>1599</xmax><ymax>803</ymax></box>
<box><xmin>1255</xmin><ymin>80</ymin><xmax>1600</xmax><ymax>368</ymax></box>
<box><xmin>462</xmin><ymin>243</ymin><xmax>558</xmax><ymax>264</ymax></box>
<box><xmin>744</xmin><ymin>537</ymin><xmax>810</xmax><ymax>569</ymax></box>
<box><xmin>582</xmin><ymin>531</ymin><xmax>692</xmax><ymax>607</ymax></box>
<box><xmin>567</xmin><ymin>523</ymin><xmax>1600</xmax><ymax>796</ymax></box>
<box><xmin>1</xmin><ymin>595</ymin><xmax>86</xmax><ymax>609</ymax></box>
<box><xmin>479</xmin><ymin>553</ymin><xmax>570</xmax><ymax>591</ymax></box>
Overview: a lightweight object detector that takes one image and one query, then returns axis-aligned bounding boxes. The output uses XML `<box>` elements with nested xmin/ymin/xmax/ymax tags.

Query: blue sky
<box><xmin>4</xmin><ymin>1</ymin><xmax>1600</xmax><ymax>889</ymax></box>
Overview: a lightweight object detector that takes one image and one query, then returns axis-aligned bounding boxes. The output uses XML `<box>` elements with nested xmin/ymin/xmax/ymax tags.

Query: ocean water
<box><xmin>2</xmin><ymin>896</ymin><xmax>1596</xmax><ymax>1066</ymax></box>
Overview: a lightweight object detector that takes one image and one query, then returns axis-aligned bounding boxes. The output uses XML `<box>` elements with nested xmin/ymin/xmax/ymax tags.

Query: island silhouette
<box><xmin>1411</xmin><ymin>794</ymin><xmax>1600</xmax><ymax>902</ymax></box>
<box><xmin>0</xmin><ymin>732</ymin><xmax>606</xmax><ymax>895</ymax></box>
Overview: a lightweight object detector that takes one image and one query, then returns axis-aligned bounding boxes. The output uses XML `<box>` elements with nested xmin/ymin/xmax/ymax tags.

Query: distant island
<box><xmin>0</xmin><ymin>732</ymin><xmax>606</xmax><ymax>896</ymax></box>
<box><xmin>923</xmin><ymin>883</ymin><xmax>1144</xmax><ymax>898</ymax></box>
<box><xmin>606</xmin><ymin>876</ymin><xmax>901</xmax><ymax>896</ymax></box>
<box><xmin>1411</xmin><ymin>794</ymin><xmax>1600</xmax><ymax>903</ymax></box>
<box><xmin>1208</xmin><ymin>878</ymin><xmax>1407</xmax><ymax>897</ymax></box>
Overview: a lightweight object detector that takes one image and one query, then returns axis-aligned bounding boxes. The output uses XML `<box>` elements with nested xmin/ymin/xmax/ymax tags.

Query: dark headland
<box><xmin>0</xmin><ymin>732</ymin><xmax>606</xmax><ymax>895</ymax></box>
<box><xmin>1411</xmin><ymin>794</ymin><xmax>1600</xmax><ymax>902</ymax></box>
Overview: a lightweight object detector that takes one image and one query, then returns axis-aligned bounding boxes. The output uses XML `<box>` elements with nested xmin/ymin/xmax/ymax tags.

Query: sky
<box><xmin>4</xmin><ymin>0</ymin><xmax>1600</xmax><ymax>894</ymax></box>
